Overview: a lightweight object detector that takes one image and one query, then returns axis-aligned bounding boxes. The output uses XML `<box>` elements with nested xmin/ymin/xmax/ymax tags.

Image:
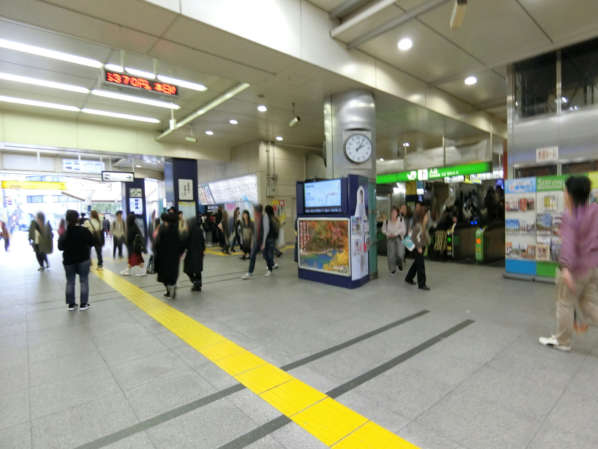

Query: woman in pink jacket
<box><xmin>540</xmin><ymin>176</ymin><xmax>598</xmax><ymax>351</ymax></box>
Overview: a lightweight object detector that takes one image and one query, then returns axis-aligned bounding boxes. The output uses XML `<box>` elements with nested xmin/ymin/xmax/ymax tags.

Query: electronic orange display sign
<box><xmin>104</xmin><ymin>71</ymin><xmax>177</xmax><ymax>96</ymax></box>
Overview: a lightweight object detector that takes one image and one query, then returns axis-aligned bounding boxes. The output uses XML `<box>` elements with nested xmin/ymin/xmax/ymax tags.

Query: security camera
<box><xmin>450</xmin><ymin>0</ymin><xmax>467</xmax><ymax>30</ymax></box>
<box><xmin>289</xmin><ymin>115</ymin><xmax>301</xmax><ymax>127</ymax></box>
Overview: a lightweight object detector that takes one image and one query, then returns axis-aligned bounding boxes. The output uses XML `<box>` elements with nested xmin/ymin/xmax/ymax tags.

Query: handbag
<box><xmin>403</xmin><ymin>234</ymin><xmax>415</xmax><ymax>252</ymax></box>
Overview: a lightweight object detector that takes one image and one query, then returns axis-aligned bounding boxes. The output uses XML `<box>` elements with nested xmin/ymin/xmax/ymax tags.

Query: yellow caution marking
<box><xmin>93</xmin><ymin>267</ymin><xmax>420</xmax><ymax>448</ymax></box>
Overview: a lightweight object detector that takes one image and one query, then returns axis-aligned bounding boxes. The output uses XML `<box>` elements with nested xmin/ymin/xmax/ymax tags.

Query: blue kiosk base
<box><xmin>298</xmin><ymin>268</ymin><xmax>369</xmax><ymax>289</ymax></box>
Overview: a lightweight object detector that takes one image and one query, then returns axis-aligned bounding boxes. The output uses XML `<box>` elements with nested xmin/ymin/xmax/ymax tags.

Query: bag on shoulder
<box><xmin>133</xmin><ymin>233</ymin><xmax>145</xmax><ymax>254</ymax></box>
<box><xmin>146</xmin><ymin>255</ymin><xmax>155</xmax><ymax>274</ymax></box>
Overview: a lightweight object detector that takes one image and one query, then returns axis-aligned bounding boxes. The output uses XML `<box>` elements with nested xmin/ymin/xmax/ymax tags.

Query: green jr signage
<box><xmin>376</xmin><ymin>161</ymin><xmax>493</xmax><ymax>184</ymax></box>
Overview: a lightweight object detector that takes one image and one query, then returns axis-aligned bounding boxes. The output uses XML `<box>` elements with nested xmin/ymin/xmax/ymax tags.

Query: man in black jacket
<box><xmin>58</xmin><ymin>210</ymin><xmax>94</xmax><ymax>311</ymax></box>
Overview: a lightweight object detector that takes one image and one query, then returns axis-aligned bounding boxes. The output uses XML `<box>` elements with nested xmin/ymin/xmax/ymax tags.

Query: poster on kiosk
<box><xmin>297</xmin><ymin>175</ymin><xmax>370</xmax><ymax>288</ymax></box>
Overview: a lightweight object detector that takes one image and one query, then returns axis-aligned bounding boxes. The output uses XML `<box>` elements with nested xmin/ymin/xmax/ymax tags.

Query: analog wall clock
<box><xmin>344</xmin><ymin>134</ymin><xmax>372</xmax><ymax>164</ymax></box>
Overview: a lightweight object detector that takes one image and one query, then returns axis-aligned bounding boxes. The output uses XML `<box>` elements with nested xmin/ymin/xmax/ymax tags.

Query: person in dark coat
<box><xmin>184</xmin><ymin>216</ymin><xmax>206</xmax><ymax>292</ymax></box>
<box><xmin>155</xmin><ymin>212</ymin><xmax>184</xmax><ymax>299</ymax></box>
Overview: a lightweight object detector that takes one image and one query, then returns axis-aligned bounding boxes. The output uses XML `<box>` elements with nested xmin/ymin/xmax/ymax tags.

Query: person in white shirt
<box><xmin>382</xmin><ymin>206</ymin><xmax>407</xmax><ymax>275</ymax></box>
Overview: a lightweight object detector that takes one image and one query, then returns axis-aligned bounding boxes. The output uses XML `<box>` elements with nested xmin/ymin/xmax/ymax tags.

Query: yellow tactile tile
<box><xmin>259</xmin><ymin>379</ymin><xmax>326</xmax><ymax>416</ymax></box>
<box><xmin>235</xmin><ymin>364</ymin><xmax>293</xmax><ymax>394</ymax></box>
<box><xmin>333</xmin><ymin>421</ymin><xmax>420</xmax><ymax>449</ymax></box>
<box><xmin>94</xmin><ymin>268</ymin><xmax>422</xmax><ymax>449</ymax></box>
<box><xmin>292</xmin><ymin>398</ymin><xmax>369</xmax><ymax>446</ymax></box>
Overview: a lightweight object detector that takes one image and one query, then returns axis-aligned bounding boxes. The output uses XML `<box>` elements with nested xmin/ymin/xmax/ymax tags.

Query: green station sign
<box><xmin>376</xmin><ymin>161</ymin><xmax>493</xmax><ymax>184</ymax></box>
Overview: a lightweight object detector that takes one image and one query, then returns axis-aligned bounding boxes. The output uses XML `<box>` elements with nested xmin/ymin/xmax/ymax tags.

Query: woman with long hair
<box><xmin>155</xmin><ymin>212</ymin><xmax>184</xmax><ymax>298</ymax></box>
<box><xmin>122</xmin><ymin>213</ymin><xmax>145</xmax><ymax>276</ymax></box>
<box><xmin>28</xmin><ymin>212</ymin><xmax>53</xmax><ymax>271</ymax></box>
<box><xmin>229</xmin><ymin>207</ymin><xmax>242</xmax><ymax>252</ymax></box>
<box><xmin>240</xmin><ymin>210</ymin><xmax>253</xmax><ymax>260</ymax></box>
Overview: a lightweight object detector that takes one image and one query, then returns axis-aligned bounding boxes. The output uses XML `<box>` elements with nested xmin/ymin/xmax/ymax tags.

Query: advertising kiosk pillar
<box><xmin>297</xmin><ymin>175</ymin><xmax>371</xmax><ymax>288</ymax></box>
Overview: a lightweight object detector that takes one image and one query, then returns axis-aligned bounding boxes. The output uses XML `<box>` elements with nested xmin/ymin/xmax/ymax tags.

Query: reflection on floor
<box><xmin>1</xmin><ymin>231</ymin><xmax>598</xmax><ymax>449</ymax></box>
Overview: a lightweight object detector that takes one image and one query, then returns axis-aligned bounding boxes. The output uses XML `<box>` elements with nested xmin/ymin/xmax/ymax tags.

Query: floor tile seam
<box><xmin>93</xmin><ymin>267</ymin><xmax>426</xmax><ymax>449</ymax></box>
<box><xmin>25</xmin><ymin>310</ymin><xmax>33</xmax><ymax>449</ymax></box>
<box><xmin>521</xmin><ymin>359</ymin><xmax>587</xmax><ymax>449</ymax></box>
<box><xmin>328</xmin><ymin>419</ymin><xmax>370</xmax><ymax>448</ymax></box>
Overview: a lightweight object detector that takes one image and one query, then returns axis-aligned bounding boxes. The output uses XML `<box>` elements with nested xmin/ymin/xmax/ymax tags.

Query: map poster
<box><xmin>298</xmin><ymin>218</ymin><xmax>350</xmax><ymax>277</ymax></box>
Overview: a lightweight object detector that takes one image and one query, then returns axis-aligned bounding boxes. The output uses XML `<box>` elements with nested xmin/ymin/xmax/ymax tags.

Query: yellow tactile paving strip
<box><xmin>94</xmin><ymin>267</ymin><xmax>420</xmax><ymax>448</ymax></box>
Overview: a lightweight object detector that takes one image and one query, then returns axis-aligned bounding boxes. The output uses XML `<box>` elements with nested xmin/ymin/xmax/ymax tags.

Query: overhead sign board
<box><xmin>101</xmin><ymin>171</ymin><xmax>134</xmax><ymax>182</ymax></box>
<box><xmin>63</xmin><ymin>159</ymin><xmax>105</xmax><ymax>174</ymax></box>
<box><xmin>376</xmin><ymin>161</ymin><xmax>493</xmax><ymax>184</ymax></box>
<box><xmin>536</xmin><ymin>146</ymin><xmax>559</xmax><ymax>163</ymax></box>
<box><xmin>105</xmin><ymin>71</ymin><xmax>177</xmax><ymax>96</ymax></box>
<box><xmin>1</xmin><ymin>180</ymin><xmax>66</xmax><ymax>190</ymax></box>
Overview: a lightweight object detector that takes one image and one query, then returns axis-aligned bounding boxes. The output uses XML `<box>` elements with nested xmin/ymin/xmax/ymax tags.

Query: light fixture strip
<box><xmin>0</xmin><ymin>72</ymin><xmax>89</xmax><ymax>94</ymax></box>
<box><xmin>157</xmin><ymin>74</ymin><xmax>207</xmax><ymax>92</ymax></box>
<box><xmin>82</xmin><ymin>108</ymin><xmax>160</xmax><ymax>124</ymax></box>
<box><xmin>0</xmin><ymin>95</ymin><xmax>79</xmax><ymax>112</ymax></box>
<box><xmin>125</xmin><ymin>67</ymin><xmax>155</xmax><ymax>79</ymax></box>
<box><xmin>91</xmin><ymin>89</ymin><xmax>180</xmax><ymax>109</ymax></box>
<box><xmin>0</xmin><ymin>38</ymin><xmax>103</xmax><ymax>68</ymax></box>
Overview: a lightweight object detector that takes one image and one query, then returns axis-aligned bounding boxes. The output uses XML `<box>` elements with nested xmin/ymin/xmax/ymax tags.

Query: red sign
<box><xmin>104</xmin><ymin>71</ymin><xmax>177</xmax><ymax>96</ymax></box>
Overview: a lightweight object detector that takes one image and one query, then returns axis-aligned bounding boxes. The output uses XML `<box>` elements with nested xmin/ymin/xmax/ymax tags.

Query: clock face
<box><xmin>344</xmin><ymin>134</ymin><xmax>372</xmax><ymax>164</ymax></box>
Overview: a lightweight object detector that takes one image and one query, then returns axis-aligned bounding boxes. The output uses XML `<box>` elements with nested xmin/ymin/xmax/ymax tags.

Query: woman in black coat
<box><xmin>155</xmin><ymin>212</ymin><xmax>184</xmax><ymax>299</ymax></box>
<box><xmin>184</xmin><ymin>217</ymin><xmax>205</xmax><ymax>292</ymax></box>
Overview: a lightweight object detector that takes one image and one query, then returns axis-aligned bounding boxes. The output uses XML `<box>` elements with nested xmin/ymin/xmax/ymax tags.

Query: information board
<box><xmin>208</xmin><ymin>175</ymin><xmax>258</xmax><ymax>204</ymax></box>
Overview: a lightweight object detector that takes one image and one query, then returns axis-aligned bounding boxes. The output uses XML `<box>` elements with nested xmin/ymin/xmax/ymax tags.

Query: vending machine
<box><xmin>296</xmin><ymin>174</ymin><xmax>371</xmax><ymax>288</ymax></box>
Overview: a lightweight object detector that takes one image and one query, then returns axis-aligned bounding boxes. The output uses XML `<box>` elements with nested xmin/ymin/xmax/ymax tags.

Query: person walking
<box><xmin>382</xmin><ymin>206</ymin><xmax>407</xmax><ymax>275</ymax></box>
<box><xmin>58</xmin><ymin>210</ymin><xmax>94</xmax><ymax>311</ymax></box>
<box><xmin>111</xmin><ymin>211</ymin><xmax>126</xmax><ymax>259</ymax></box>
<box><xmin>1</xmin><ymin>220</ymin><xmax>10</xmax><ymax>251</ymax></box>
<box><xmin>229</xmin><ymin>207</ymin><xmax>242</xmax><ymax>252</ymax></box>
<box><xmin>540</xmin><ymin>176</ymin><xmax>598</xmax><ymax>352</ymax></box>
<box><xmin>184</xmin><ymin>216</ymin><xmax>206</xmax><ymax>292</ymax></box>
<box><xmin>262</xmin><ymin>205</ymin><xmax>279</xmax><ymax>276</ymax></box>
<box><xmin>178</xmin><ymin>210</ymin><xmax>188</xmax><ymax>239</ymax></box>
<box><xmin>84</xmin><ymin>210</ymin><xmax>104</xmax><ymax>270</ymax></box>
<box><xmin>405</xmin><ymin>203</ymin><xmax>431</xmax><ymax>290</ymax></box>
<box><xmin>122</xmin><ymin>213</ymin><xmax>145</xmax><ymax>276</ymax></box>
<box><xmin>28</xmin><ymin>212</ymin><xmax>53</xmax><ymax>271</ymax></box>
<box><xmin>57</xmin><ymin>218</ymin><xmax>66</xmax><ymax>237</ymax></box>
<box><xmin>242</xmin><ymin>205</ymin><xmax>264</xmax><ymax>279</ymax></box>
<box><xmin>219</xmin><ymin>209</ymin><xmax>230</xmax><ymax>254</ymax></box>
<box><xmin>155</xmin><ymin>212</ymin><xmax>184</xmax><ymax>298</ymax></box>
<box><xmin>240</xmin><ymin>210</ymin><xmax>253</xmax><ymax>260</ymax></box>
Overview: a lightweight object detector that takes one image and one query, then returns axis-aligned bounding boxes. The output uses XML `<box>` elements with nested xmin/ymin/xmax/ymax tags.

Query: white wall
<box><xmin>0</xmin><ymin>110</ymin><xmax>229</xmax><ymax>161</ymax></box>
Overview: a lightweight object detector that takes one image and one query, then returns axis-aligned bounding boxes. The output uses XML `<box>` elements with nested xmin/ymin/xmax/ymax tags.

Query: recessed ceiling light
<box><xmin>185</xmin><ymin>136</ymin><xmax>198</xmax><ymax>143</ymax></box>
<box><xmin>81</xmin><ymin>108</ymin><xmax>160</xmax><ymax>124</ymax></box>
<box><xmin>464</xmin><ymin>75</ymin><xmax>478</xmax><ymax>86</ymax></box>
<box><xmin>397</xmin><ymin>37</ymin><xmax>413</xmax><ymax>52</ymax></box>
<box><xmin>157</xmin><ymin>75</ymin><xmax>207</xmax><ymax>92</ymax></box>
<box><xmin>229</xmin><ymin>119</ymin><xmax>238</xmax><ymax>125</ymax></box>
<box><xmin>205</xmin><ymin>130</ymin><xmax>214</xmax><ymax>136</ymax></box>
<box><xmin>0</xmin><ymin>95</ymin><xmax>79</xmax><ymax>112</ymax></box>
<box><xmin>104</xmin><ymin>63</ymin><xmax>124</xmax><ymax>72</ymax></box>
<box><xmin>275</xmin><ymin>136</ymin><xmax>283</xmax><ymax>142</ymax></box>
<box><xmin>124</xmin><ymin>67</ymin><xmax>155</xmax><ymax>80</ymax></box>
<box><xmin>402</xmin><ymin>142</ymin><xmax>410</xmax><ymax>147</ymax></box>
<box><xmin>378</xmin><ymin>158</ymin><xmax>385</xmax><ymax>162</ymax></box>
<box><xmin>0</xmin><ymin>38</ymin><xmax>103</xmax><ymax>68</ymax></box>
<box><xmin>136</xmin><ymin>164</ymin><xmax>142</xmax><ymax>168</ymax></box>
<box><xmin>91</xmin><ymin>89</ymin><xmax>180</xmax><ymax>109</ymax></box>
<box><xmin>257</xmin><ymin>104</ymin><xmax>268</xmax><ymax>112</ymax></box>
<box><xmin>0</xmin><ymin>72</ymin><xmax>89</xmax><ymax>94</ymax></box>
<box><xmin>561</xmin><ymin>96</ymin><xmax>568</xmax><ymax>104</ymax></box>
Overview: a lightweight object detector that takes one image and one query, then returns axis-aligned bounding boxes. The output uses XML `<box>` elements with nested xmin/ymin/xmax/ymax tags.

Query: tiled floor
<box><xmin>2</xmin><ymin>232</ymin><xmax>598</xmax><ymax>449</ymax></box>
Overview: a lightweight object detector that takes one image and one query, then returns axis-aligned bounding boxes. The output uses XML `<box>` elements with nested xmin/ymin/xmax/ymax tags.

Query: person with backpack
<box><xmin>58</xmin><ymin>210</ymin><xmax>94</xmax><ymax>311</ymax></box>
<box><xmin>540</xmin><ymin>176</ymin><xmax>598</xmax><ymax>352</ymax></box>
<box><xmin>184</xmin><ymin>216</ymin><xmax>206</xmax><ymax>292</ymax></box>
<box><xmin>382</xmin><ymin>206</ymin><xmax>407</xmax><ymax>275</ymax></box>
<box><xmin>28</xmin><ymin>212</ymin><xmax>53</xmax><ymax>271</ymax></box>
<box><xmin>121</xmin><ymin>213</ymin><xmax>145</xmax><ymax>276</ymax></box>
<box><xmin>84</xmin><ymin>210</ymin><xmax>104</xmax><ymax>270</ymax></box>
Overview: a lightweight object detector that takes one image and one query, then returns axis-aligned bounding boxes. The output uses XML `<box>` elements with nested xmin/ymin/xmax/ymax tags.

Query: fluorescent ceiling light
<box><xmin>0</xmin><ymin>38</ymin><xmax>103</xmax><ymax>68</ymax></box>
<box><xmin>205</xmin><ymin>130</ymin><xmax>214</xmax><ymax>136</ymax></box>
<box><xmin>464</xmin><ymin>75</ymin><xmax>478</xmax><ymax>86</ymax></box>
<box><xmin>0</xmin><ymin>94</ymin><xmax>79</xmax><ymax>112</ymax></box>
<box><xmin>185</xmin><ymin>136</ymin><xmax>198</xmax><ymax>143</ymax></box>
<box><xmin>81</xmin><ymin>108</ymin><xmax>160</xmax><ymax>124</ymax></box>
<box><xmin>257</xmin><ymin>104</ymin><xmax>268</xmax><ymax>112</ymax></box>
<box><xmin>125</xmin><ymin>67</ymin><xmax>155</xmax><ymax>79</ymax></box>
<box><xmin>397</xmin><ymin>37</ymin><xmax>413</xmax><ymax>51</ymax></box>
<box><xmin>157</xmin><ymin>74</ymin><xmax>207</xmax><ymax>92</ymax></box>
<box><xmin>104</xmin><ymin>63</ymin><xmax>124</xmax><ymax>72</ymax></box>
<box><xmin>275</xmin><ymin>136</ymin><xmax>283</xmax><ymax>142</ymax></box>
<box><xmin>561</xmin><ymin>96</ymin><xmax>568</xmax><ymax>104</ymax></box>
<box><xmin>229</xmin><ymin>119</ymin><xmax>238</xmax><ymax>125</ymax></box>
<box><xmin>91</xmin><ymin>89</ymin><xmax>180</xmax><ymax>109</ymax></box>
<box><xmin>402</xmin><ymin>142</ymin><xmax>410</xmax><ymax>147</ymax></box>
<box><xmin>378</xmin><ymin>158</ymin><xmax>384</xmax><ymax>162</ymax></box>
<box><xmin>0</xmin><ymin>72</ymin><xmax>89</xmax><ymax>94</ymax></box>
<box><xmin>135</xmin><ymin>164</ymin><xmax>142</xmax><ymax>168</ymax></box>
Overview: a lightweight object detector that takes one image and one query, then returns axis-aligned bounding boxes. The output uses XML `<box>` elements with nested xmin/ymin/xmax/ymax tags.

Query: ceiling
<box><xmin>314</xmin><ymin>0</ymin><xmax>598</xmax><ymax>121</ymax></box>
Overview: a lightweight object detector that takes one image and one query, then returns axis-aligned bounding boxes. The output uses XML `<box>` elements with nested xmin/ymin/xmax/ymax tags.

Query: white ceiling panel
<box><xmin>359</xmin><ymin>18</ymin><xmax>484</xmax><ymax>82</ymax></box>
<box><xmin>331</xmin><ymin>5</ymin><xmax>404</xmax><ymax>43</ymax></box>
<box><xmin>307</xmin><ymin>0</ymin><xmax>346</xmax><ymax>12</ymax></box>
<box><xmin>437</xmin><ymin>70</ymin><xmax>506</xmax><ymax>106</ymax></box>
<box><xmin>43</xmin><ymin>0</ymin><xmax>178</xmax><ymax>37</ymax></box>
<box><xmin>414</xmin><ymin>0</ymin><xmax>552</xmax><ymax>67</ymax></box>
<box><xmin>519</xmin><ymin>0</ymin><xmax>598</xmax><ymax>44</ymax></box>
